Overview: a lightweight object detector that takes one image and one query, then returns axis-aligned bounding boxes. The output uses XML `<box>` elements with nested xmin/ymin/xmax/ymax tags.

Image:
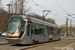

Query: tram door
<box><xmin>53</xmin><ymin>28</ymin><xmax>58</xmax><ymax>40</ymax></box>
<box><xmin>26</xmin><ymin>23</ymin><xmax>32</xmax><ymax>44</ymax></box>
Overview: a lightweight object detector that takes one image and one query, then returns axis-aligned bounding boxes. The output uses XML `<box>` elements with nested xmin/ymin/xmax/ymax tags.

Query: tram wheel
<box><xmin>58</xmin><ymin>38</ymin><xmax>61</xmax><ymax>41</ymax></box>
<box><xmin>32</xmin><ymin>41</ymin><xmax>36</xmax><ymax>45</ymax></box>
<box><xmin>50</xmin><ymin>38</ymin><xmax>53</xmax><ymax>42</ymax></box>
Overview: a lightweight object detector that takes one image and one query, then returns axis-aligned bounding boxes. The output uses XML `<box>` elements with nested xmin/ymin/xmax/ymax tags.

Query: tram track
<box><xmin>0</xmin><ymin>37</ymin><xmax>75</xmax><ymax>50</ymax></box>
<box><xmin>0</xmin><ymin>40</ymin><xmax>63</xmax><ymax>50</ymax></box>
<box><xmin>16</xmin><ymin>40</ymin><xmax>65</xmax><ymax>50</ymax></box>
<box><xmin>20</xmin><ymin>39</ymin><xmax>75</xmax><ymax>50</ymax></box>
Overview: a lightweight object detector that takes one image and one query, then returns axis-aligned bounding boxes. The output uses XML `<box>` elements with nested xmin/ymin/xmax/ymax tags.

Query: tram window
<box><xmin>35</xmin><ymin>25</ymin><xmax>40</xmax><ymax>34</ymax></box>
<box><xmin>44</xmin><ymin>26</ymin><xmax>48</xmax><ymax>35</ymax></box>
<box><xmin>53</xmin><ymin>28</ymin><xmax>56</xmax><ymax>35</ymax></box>
<box><xmin>19</xmin><ymin>22</ymin><xmax>25</xmax><ymax>38</ymax></box>
<box><xmin>58</xmin><ymin>29</ymin><xmax>61</xmax><ymax>34</ymax></box>
<box><xmin>53</xmin><ymin>28</ymin><xmax>58</xmax><ymax>35</ymax></box>
<box><xmin>22</xmin><ymin>22</ymin><xmax>25</xmax><ymax>32</ymax></box>
<box><xmin>56</xmin><ymin>29</ymin><xmax>59</xmax><ymax>35</ymax></box>
<box><xmin>27</xmin><ymin>24</ymin><xmax>31</xmax><ymax>36</ymax></box>
<box><xmin>40</xmin><ymin>25</ymin><xmax>44</xmax><ymax>34</ymax></box>
<box><xmin>31</xmin><ymin>26</ymin><xmax>35</xmax><ymax>35</ymax></box>
<box><xmin>48</xmin><ymin>27</ymin><xmax>53</xmax><ymax>35</ymax></box>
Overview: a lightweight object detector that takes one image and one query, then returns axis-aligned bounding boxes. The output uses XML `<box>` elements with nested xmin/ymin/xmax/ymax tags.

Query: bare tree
<box><xmin>15</xmin><ymin>0</ymin><xmax>18</xmax><ymax>14</ymax></box>
<box><xmin>28</xmin><ymin>12</ymin><xmax>56</xmax><ymax>24</ymax></box>
<box><xmin>0</xmin><ymin>0</ymin><xmax>4</xmax><ymax>10</ymax></box>
<box><xmin>10</xmin><ymin>0</ymin><xmax>30</xmax><ymax>14</ymax></box>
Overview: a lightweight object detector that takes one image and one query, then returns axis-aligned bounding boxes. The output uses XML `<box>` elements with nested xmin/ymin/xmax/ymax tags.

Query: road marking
<box><xmin>62</xmin><ymin>42</ymin><xmax>75</xmax><ymax>50</ymax></box>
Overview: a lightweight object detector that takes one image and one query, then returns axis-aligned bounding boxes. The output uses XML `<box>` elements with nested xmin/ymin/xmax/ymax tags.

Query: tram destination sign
<box><xmin>12</xmin><ymin>17</ymin><xmax>20</xmax><ymax>20</ymax></box>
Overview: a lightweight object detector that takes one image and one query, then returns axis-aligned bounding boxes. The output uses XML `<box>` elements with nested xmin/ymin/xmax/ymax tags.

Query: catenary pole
<box><xmin>66</xmin><ymin>17</ymin><xmax>69</xmax><ymax>36</ymax></box>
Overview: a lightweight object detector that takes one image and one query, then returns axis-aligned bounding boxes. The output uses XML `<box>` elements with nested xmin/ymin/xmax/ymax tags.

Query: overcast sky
<box><xmin>1</xmin><ymin>0</ymin><xmax>75</xmax><ymax>26</ymax></box>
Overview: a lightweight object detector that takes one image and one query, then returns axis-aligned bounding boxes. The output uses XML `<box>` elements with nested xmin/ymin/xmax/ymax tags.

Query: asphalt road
<box><xmin>0</xmin><ymin>36</ymin><xmax>75</xmax><ymax>50</ymax></box>
<box><xmin>0</xmin><ymin>36</ymin><xmax>7</xmax><ymax>42</ymax></box>
<box><xmin>24</xmin><ymin>36</ymin><xmax>75</xmax><ymax>50</ymax></box>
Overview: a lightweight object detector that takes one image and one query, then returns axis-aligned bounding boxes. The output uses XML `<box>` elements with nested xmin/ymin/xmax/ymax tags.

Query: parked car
<box><xmin>61</xmin><ymin>33</ymin><xmax>64</xmax><ymax>36</ymax></box>
<box><xmin>71</xmin><ymin>32</ymin><xmax>75</xmax><ymax>37</ymax></box>
<box><xmin>0</xmin><ymin>32</ymin><xmax>2</xmax><ymax>36</ymax></box>
<box><xmin>1</xmin><ymin>32</ymin><xmax>7</xmax><ymax>37</ymax></box>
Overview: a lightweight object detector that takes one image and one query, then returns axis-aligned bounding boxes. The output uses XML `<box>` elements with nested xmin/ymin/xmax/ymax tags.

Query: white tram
<box><xmin>6</xmin><ymin>14</ymin><xmax>61</xmax><ymax>44</ymax></box>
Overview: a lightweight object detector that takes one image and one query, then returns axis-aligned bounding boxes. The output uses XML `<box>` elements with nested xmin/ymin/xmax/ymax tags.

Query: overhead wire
<box><xmin>28</xmin><ymin>0</ymin><xmax>66</xmax><ymax>23</ymax></box>
<box><xmin>32</xmin><ymin>0</ymin><xmax>46</xmax><ymax>9</ymax></box>
<box><xmin>51</xmin><ymin>13</ymin><xmax>66</xmax><ymax>22</ymax></box>
<box><xmin>31</xmin><ymin>0</ymin><xmax>70</xmax><ymax>17</ymax></box>
<box><xmin>55</xmin><ymin>0</ymin><xmax>72</xmax><ymax>17</ymax></box>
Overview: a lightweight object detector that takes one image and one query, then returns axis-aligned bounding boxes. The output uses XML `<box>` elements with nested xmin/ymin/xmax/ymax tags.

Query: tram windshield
<box><xmin>8</xmin><ymin>21</ymin><xmax>22</xmax><ymax>33</ymax></box>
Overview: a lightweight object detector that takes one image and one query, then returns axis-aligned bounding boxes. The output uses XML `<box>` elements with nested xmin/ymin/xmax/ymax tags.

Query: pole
<box><xmin>66</xmin><ymin>17</ymin><xmax>69</xmax><ymax>36</ymax></box>
<box><xmin>9</xmin><ymin>5</ymin><xmax>10</xmax><ymax>19</ymax></box>
<box><xmin>7</xmin><ymin>4</ymin><xmax>12</xmax><ymax>19</ymax></box>
<box><xmin>70</xmin><ymin>19</ymin><xmax>72</xmax><ymax>36</ymax></box>
<box><xmin>42</xmin><ymin>11</ymin><xmax>45</xmax><ymax>20</ymax></box>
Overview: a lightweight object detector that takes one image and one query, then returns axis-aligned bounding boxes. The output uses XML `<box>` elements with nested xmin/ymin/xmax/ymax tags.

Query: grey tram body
<box><xmin>6</xmin><ymin>15</ymin><xmax>61</xmax><ymax>44</ymax></box>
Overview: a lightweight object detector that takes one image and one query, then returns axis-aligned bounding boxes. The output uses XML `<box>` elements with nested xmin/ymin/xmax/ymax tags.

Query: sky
<box><xmin>1</xmin><ymin>0</ymin><xmax>75</xmax><ymax>26</ymax></box>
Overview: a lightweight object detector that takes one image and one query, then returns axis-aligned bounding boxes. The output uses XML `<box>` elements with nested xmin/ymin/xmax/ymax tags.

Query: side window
<box><xmin>35</xmin><ymin>25</ymin><xmax>40</xmax><ymax>35</ymax></box>
<box><xmin>27</xmin><ymin>24</ymin><xmax>31</xmax><ymax>36</ymax></box>
<box><xmin>53</xmin><ymin>28</ymin><xmax>58</xmax><ymax>35</ymax></box>
<box><xmin>40</xmin><ymin>25</ymin><xmax>44</xmax><ymax>35</ymax></box>
<box><xmin>19</xmin><ymin>22</ymin><xmax>25</xmax><ymax>38</ymax></box>
<box><xmin>31</xmin><ymin>24</ymin><xmax>44</xmax><ymax>35</ymax></box>
<box><xmin>56</xmin><ymin>29</ymin><xmax>59</xmax><ymax>35</ymax></box>
<box><xmin>20</xmin><ymin>22</ymin><xmax>25</xmax><ymax>34</ymax></box>
<box><xmin>44</xmin><ymin>26</ymin><xmax>48</xmax><ymax>35</ymax></box>
<box><xmin>31</xmin><ymin>25</ymin><xmax>35</xmax><ymax>35</ymax></box>
<box><xmin>53</xmin><ymin>28</ymin><xmax>56</xmax><ymax>35</ymax></box>
<box><xmin>58</xmin><ymin>29</ymin><xmax>61</xmax><ymax>34</ymax></box>
<box><xmin>48</xmin><ymin>27</ymin><xmax>53</xmax><ymax>35</ymax></box>
<box><xmin>21</xmin><ymin>22</ymin><xmax>25</xmax><ymax>32</ymax></box>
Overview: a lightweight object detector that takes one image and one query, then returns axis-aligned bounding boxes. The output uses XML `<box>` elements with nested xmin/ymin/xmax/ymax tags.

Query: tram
<box><xmin>6</xmin><ymin>14</ymin><xmax>61</xmax><ymax>44</ymax></box>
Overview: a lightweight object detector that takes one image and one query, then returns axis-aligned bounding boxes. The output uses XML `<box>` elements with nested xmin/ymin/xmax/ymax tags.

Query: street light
<box><xmin>6</xmin><ymin>4</ymin><xmax>12</xmax><ymax>19</ymax></box>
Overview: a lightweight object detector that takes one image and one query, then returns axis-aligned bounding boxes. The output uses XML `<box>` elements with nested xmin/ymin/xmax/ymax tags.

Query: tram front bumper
<box><xmin>6</xmin><ymin>38</ymin><xmax>22</xmax><ymax>44</ymax></box>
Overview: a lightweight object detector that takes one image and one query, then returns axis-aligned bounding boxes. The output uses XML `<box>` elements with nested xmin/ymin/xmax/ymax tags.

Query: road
<box><xmin>26</xmin><ymin>37</ymin><xmax>75</xmax><ymax>50</ymax></box>
<box><xmin>0</xmin><ymin>36</ymin><xmax>7</xmax><ymax>42</ymax></box>
<box><xmin>0</xmin><ymin>36</ymin><xmax>75</xmax><ymax>50</ymax></box>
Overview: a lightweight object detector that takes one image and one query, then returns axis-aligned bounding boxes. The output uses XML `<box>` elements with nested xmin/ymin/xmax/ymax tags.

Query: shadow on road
<box><xmin>11</xmin><ymin>40</ymin><xmax>60</xmax><ymax>46</ymax></box>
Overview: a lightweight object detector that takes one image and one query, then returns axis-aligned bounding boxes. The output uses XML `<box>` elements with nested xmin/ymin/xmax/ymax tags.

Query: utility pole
<box><xmin>0</xmin><ymin>0</ymin><xmax>3</xmax><ymax>9</ymax></box>
<box><xmin>7</xmin><ymin>4</ymin><xmax>12</xmax><ymax>19</ymax></box>
<box><xmin>42</xmin><ymin>10</ymin><xmax>50</xmax><ymax>20</ymax></box>
<box><xmin>70</xmin><ymin>19</ymin><xmax>72</xmax><ymax>36</ymax></box>
<box><xmin>66</xmin><ymin>17</ymin><xmax>69</xmax><ymax>36</ymax></box>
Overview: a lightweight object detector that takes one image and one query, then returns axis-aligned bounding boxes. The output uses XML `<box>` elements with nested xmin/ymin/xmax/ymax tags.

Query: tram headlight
<box><xmin>15</xmin><ymin>37</ymin><xmax>17</xmax><ymax>38</ymax></box>
<box><xmin>8</xmin><ymin>36</ymin><xmax>9</xmax><ymax>38</ymax></box>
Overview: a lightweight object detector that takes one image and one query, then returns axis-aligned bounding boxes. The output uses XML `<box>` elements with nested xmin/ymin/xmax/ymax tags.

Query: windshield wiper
<box><xmin>12</xmin><ymin>26</ymin><xmax>19</xmax><ymax>34</ymax></box>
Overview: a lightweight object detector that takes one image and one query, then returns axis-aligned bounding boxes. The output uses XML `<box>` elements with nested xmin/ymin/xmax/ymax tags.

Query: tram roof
<box><xmin>12</xmin><ymin>15</ymin><xmax>60</xmax><ymax>28</ymax></box>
